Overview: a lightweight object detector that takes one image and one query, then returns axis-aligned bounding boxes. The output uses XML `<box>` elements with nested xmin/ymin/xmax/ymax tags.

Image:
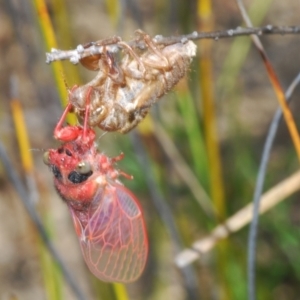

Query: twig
<box><xmin>175</xmin><ymin>170</ymin><xmax>300</xmax><ymax>267</ymax></box>
<box><xmin>245</xmin><ymin>71</ymin><xmax>300</xmax><ymax>300</ymax></box>
<box><xmin>0</xmin><ymin>142</ymin><xmax>86</xmax><ymax>300</ymax></box>
<box><xmin>235</xmin><ymin>1</ymin><xmax>300</xmax><ymax>299</ymax></box>
<box><xmin>45</xmin><ymin>26</ymin><xmax>300</xmax><ymax>64</ymax></box>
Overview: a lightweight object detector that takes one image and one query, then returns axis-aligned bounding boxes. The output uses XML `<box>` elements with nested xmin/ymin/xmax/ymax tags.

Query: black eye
<box><xmin>68</xmin><ymin>170</ymin><xmax>93</xmax><ymax>184</ymax></box>
<box><xmin>58</xmin><ymin>148</ymin><xmax>64</xmax><ymax>154</ymax></box>
<box><xmin>51</xmin><ymin>165</ymin><xmax>62</xmax><ymax>180</ymax></box>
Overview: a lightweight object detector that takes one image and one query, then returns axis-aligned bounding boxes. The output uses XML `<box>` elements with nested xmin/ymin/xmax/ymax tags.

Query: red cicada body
<box><xmin>44</xmin><ymin>126</ymin><xmax>148</xmax><ymax>282</ymax></box>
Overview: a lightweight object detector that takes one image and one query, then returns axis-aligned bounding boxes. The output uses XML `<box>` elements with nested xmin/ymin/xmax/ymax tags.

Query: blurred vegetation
<box><xmin>0</xmin><ymin>0</ymin><xmax>300</xmax><ymax>300</ymax></box>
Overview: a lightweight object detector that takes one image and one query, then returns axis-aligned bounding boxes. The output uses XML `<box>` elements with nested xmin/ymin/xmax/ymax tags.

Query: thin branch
<box><xmin>0</xmin><ymin>142</ymin><xmax>86</xmax><ymax>300</ymax></box>
<box><xmin>235</xmin><ymin>1</ymin><xmax>300</xmax><ymax>299</ymax></box>
<box><xmin>45</xmin><ymin>26</ymin><xmax>300</xmax><ymax>64</ymax></box>
<box><xmin>246</xmin><ymin>71</ymin><xmax>300</xmax><ymax>300</ymax></box>
<box><xmin>175</xmin><ymin>170</ymin><xmax>300</xmax><ymax>267</ymax></box>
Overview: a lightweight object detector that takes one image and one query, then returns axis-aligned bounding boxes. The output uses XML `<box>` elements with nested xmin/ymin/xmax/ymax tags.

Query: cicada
<box><xmin>44</xmin><ymin>122</ymin><xmax>148</xmax><ymax>282</ymax></box>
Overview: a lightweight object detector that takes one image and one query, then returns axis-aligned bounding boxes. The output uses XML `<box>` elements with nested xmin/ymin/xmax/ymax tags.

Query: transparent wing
<box><xmin>69</xmin><ymin>183</ymin><xmax>148</xmax><ymax>283</ymax></box>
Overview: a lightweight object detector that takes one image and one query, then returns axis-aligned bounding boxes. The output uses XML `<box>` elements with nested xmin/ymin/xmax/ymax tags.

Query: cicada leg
<box><xmin>53</xmin><ymin>102</ymin><xmax>78</xmax><ymax>141</ymax></box>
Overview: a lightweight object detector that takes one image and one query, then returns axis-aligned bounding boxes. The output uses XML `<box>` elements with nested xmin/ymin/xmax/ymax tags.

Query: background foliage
<box><xmin>0</xmin><ymin>0</ymin><xmax>300</xmax><ymax>299</ymax></box>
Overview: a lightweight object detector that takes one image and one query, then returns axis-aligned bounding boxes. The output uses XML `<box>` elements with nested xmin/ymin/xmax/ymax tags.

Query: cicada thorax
<box><xmin>68</xmin><ymin>33</ymin><xmax>196</xmax><ymax>133</ymax></box>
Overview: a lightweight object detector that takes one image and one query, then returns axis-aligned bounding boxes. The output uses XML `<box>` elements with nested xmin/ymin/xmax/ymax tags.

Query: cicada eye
<box><xmin>76</xmin><ymin>161</ymin><xmax>92</xmax><ymax>174</ymax></box>
<box><xmin>43</xmin><ymin>151</ymin><xmax>50</xmax><ymax>165</ymax></box>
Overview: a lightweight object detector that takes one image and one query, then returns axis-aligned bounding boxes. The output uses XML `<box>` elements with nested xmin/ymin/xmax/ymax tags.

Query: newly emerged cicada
<box><xmin>44</xmin><ymin>120</ymin><xmax>148</xmax><ymax>283</ymax></box>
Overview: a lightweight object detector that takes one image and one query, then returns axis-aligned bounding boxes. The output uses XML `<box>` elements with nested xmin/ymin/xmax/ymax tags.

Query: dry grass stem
<box><xmin>154</xmin><ymin>123</ymin><xmax>214</xmax><ymax>218</ymax></box>
<box><xmin>175</xmin><ymin>170</ymin><xmax>300</xmax><ymax>267</ymax></box>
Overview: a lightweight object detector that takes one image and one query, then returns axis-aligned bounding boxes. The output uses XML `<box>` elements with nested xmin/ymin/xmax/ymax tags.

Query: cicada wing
<box><xmin>70</xmin><ymin>184</ymin><xmax>148</xmax><ymax>283</ymax></box>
